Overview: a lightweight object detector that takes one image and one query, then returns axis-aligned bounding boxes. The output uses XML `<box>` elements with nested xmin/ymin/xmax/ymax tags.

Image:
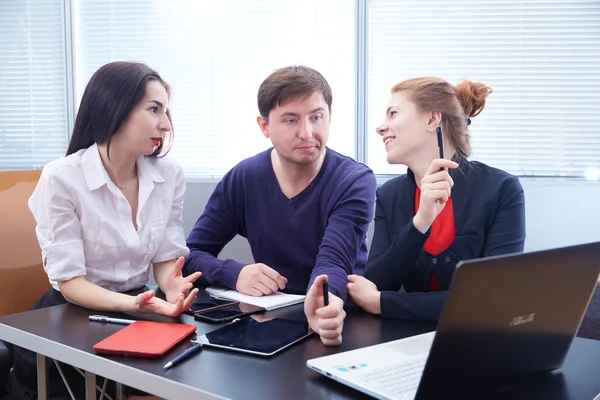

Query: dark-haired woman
<box><xmin>4</xmin><ymin>62</ymin><xmax>200</xmax><ymax>400</ymax></box>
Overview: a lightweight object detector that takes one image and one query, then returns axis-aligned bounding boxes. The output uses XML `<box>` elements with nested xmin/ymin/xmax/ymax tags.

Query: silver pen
<box><xmin>89</xmin><ymin>315</ymin><xmax>136</xmax><ymax>325</ymax></box>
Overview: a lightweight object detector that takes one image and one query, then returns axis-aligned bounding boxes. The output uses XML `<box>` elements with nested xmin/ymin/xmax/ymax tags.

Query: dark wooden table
<box><xmin>1</xmin><ymin>293</ymin><xmax>599</xmax><ymax>400</ymax></box>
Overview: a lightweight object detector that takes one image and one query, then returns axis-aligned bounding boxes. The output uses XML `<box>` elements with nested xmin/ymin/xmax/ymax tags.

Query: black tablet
<box><xmin>186</xmin><ymin>297</ymin><xmax>240</xmax><ymax>315</ymax></box>
<box><xmin>193</xmin><ymin>302</ymin><xmax>265</xmax><ymax>323</ymax></box>
<box><xmin>193</xmin><ymin>317</ymin><xmax>314</xmax><ymax>356</ymax></box>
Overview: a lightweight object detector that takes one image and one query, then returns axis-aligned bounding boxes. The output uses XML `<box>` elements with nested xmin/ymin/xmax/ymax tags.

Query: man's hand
<box><xmin>305</xmin><ymin>275</ymin><xmax>346</xmax><ymax>346</ymax></box>
<box><xmin>236</xmin><ymin>263</ymin><xmax>287</xmax><ymax>296</ymax></box>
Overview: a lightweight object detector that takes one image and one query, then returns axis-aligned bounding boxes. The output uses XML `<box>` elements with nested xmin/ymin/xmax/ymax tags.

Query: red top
<box><xmin>415</xmin><ymin>187</ymin><xmax>456</xmax><ymax>291</ymax></box>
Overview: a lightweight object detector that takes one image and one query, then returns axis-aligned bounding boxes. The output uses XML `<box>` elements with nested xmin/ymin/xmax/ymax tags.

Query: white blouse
<box><xmin>29</xmin><ymin>143</ymin><xmax>190</xmax><ymax>292</ymax></box>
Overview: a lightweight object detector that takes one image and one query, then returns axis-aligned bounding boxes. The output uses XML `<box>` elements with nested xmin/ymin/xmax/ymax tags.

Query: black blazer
<box><xmin>363</xmin><ymin>159</ymin><xmax>526</xmax><ymax>322</ymax></box>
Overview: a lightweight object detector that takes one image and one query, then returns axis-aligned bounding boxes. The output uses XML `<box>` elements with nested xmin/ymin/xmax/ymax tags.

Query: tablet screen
<box><xmin>188</xmin><ymin>298</ymin><xmax>239</xmax><ymax>313</ymax></box>
<box><xmin>194</xmin><ymin>303</ymin><xmax>265</xmax><ymax>323</ymax></box>
<box><xmin>198</xmin><ymin>318</ymin><xmax>313</xmax><ymax>356</ymax></box>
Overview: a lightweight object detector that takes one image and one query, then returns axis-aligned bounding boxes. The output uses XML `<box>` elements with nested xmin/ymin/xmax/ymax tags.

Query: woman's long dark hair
<box><xmin>66</xmin><ymin>61</ymin><xmax>173</xmax><ymax>157</ymax></box>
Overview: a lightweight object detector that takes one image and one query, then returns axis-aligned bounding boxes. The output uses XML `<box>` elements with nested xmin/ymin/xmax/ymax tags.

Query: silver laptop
<box><xmin>307</xmin><ymin>242</ymin><xmax>600</xmax><ymax>400</ymax></box>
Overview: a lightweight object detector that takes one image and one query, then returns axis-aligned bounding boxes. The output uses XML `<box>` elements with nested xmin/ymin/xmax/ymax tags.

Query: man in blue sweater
<box><xmin>184</xmin><ymin>66</ymin><xmax>376</xmax><ymax>345</ymax></box>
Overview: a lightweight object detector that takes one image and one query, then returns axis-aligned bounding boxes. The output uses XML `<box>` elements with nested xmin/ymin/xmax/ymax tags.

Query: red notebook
<box><xmin>93</xmin><ymin>321</ymin><xmax>197</xmax><ymax>358</ymax></box>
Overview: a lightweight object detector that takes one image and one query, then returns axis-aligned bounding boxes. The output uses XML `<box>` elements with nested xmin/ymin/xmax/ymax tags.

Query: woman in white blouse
<box><xmin>5</xmin><ymin>62</ymin><xmax>199</xmax><ymax>400</ymax></box>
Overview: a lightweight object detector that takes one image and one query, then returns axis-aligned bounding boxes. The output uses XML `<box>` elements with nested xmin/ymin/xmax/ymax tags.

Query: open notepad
<box><xmin>206</xmin><ymin>287</ymin><xmax>305</xmax><ymax>311</ymax></box>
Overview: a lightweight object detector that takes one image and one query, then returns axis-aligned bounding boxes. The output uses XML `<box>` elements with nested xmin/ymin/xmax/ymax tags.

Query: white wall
<box><xmin>181</xmin><ymin>179</ymin><xmax>600</xmax><ymax>261</ymax></box>
<box><xmin>183</xmin><ymin>181</ymin><xmax>254</xmax><ymax>264</ymax></box>
<box><xmin>520</xmin><ymin>179</ymin><xmax>600</xmax><ymax>251</ymax></box>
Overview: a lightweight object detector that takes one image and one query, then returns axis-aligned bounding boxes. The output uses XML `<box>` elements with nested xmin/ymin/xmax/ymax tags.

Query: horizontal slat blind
<box><xmin>0</xmin><ymin>0</ymin><xmax>69</xmax><ymax>170</ymax></box>
<box><xmin>368</xmin><ymin>0</ymin><xmax>600</xmax><ymax>177</ymax></box>
<box><xmin>73</xmin><ymin>0</ymin><xmax>356</xmax><ymax>178</ymax></box>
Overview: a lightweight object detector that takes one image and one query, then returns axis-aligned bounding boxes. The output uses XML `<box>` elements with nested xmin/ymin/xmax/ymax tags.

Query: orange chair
<box><xmin>0</xmin><ymin>170</ymin><xmax>50</xmax><ymax>394</ymax></box>
<box><xmin>0</xmin><ymin>170</ymin><xmax>50</xmax><ymax>315</ymax></box>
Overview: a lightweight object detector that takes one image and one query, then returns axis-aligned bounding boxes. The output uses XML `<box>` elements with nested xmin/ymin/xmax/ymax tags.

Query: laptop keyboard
<box><xmin>359</xmin><ymin>357</ymin><xmax>427</xmax><ymax>395</ymax></box>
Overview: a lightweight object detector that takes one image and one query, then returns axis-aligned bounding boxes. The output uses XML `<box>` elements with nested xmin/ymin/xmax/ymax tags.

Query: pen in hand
<box><xmin>164</xmin><ymin>343</ymin><xmax>203</xmax><ymax>370</ymax></box>
<box><xmin>436</xmin><ymin>126</ymin><xmax>444</xmax><ymax>171</ymax></box>
<box><xmin>323</xmin><ymin>281</ymin><xmax>329</xmax><ymax>307</ymax></box>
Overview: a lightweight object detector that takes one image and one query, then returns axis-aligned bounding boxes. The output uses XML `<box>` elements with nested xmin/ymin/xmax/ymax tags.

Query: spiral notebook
<box><xmin>206</xmin><ymin>287</ymin><xmax>305</xmax><ymax>311</ymax></box>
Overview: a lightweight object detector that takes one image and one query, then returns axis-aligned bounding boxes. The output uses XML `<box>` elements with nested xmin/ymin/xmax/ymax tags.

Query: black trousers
<box><xmin>2</xmin><ymin>288</ymin><xmax>150</xmax><ymax>399</ymax></box>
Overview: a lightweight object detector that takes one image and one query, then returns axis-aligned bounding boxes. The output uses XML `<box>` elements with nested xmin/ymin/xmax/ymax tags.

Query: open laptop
<box><xmin>307</xmin><ymin>242</ymin><xmax>600</xmax><ymax>399</ymax></box>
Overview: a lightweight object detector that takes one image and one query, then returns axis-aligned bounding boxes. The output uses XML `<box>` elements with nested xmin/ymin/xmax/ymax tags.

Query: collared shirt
<box><xmin>29</xmin><ymin>143</ymin><xmax>190</xmax><ymax>292</ymax></box>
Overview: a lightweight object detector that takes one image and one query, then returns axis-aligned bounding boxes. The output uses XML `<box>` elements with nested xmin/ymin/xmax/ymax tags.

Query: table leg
<box><xmin>85</xmin><ymin>370</ymin><xmax>96</xmax><ymax>399</ymax></box>
<box><xmin>36</xmin><ymin>353</ymin><xmax>48</xmax><ymax>400</ymax></box>
<box><xmin>116</xmin><ymin>382</ymin><xmax>125</xmax><ymax>400</ymax></box>
<box><xmin>53</xmin><ymin>359</ymin><xmax>77</xmax><ymax>400</ymax></box>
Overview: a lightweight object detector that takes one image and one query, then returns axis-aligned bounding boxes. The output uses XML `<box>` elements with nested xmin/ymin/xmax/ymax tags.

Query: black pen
<box><xmin>163</xmin><ymin>343</ymin><xmax>203</xmax><ymax>370</ymax></box>
<box><xmin>323</xmin><ymin>281</ymin><xmax>329</xmax><ymax>307</ymax></box>
<box><xmin>436</xmin><ymin>126</ymin><xmax>444</xmax><ymax>171</ymax></box>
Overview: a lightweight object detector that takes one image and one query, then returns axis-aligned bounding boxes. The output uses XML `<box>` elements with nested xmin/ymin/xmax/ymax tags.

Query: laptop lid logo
<box><xmin>509</xmin><ymin>313</ymin><xmax>535</xmax><ymax>327</ymax></box>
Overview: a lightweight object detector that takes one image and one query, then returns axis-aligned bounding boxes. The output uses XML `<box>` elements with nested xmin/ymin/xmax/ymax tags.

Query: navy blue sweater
<box><xmin>364</xmin><ymin>159</ymin><xmax>526</xmax><ymax>321</ymax></box>
<box><xmin>184</xmin><ymin>148</ymin><xmax>376</xmax><ymax>300</ymax></box>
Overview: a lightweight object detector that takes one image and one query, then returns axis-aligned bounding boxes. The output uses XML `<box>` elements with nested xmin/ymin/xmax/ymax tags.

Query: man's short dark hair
<box><xmin>257</xmin><ymin>65</ymin><xmax>333</xmax><ymax>120</ymax></box>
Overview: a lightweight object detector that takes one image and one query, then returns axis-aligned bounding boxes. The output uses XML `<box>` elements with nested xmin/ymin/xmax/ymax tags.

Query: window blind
<box><xmin>0</xmin><ymin>0</ymin><xmax>69</xmax><ymax>171</ymax></box>
<box><xmin>73</xmin><ymin>0</ymin><xmax>356</xmax><ymax>178</ymax></box>
<box><xmin>368</xmin><ymin>0</ymin><xmax>600</xmax><ymax>177</ymax></box>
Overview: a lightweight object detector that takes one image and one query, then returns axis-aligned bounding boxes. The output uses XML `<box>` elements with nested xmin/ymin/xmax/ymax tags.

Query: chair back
<box><xmin>0</xmin><ymin>170</ymin><xmax>50</xmax><ymax>315</ymax></box>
